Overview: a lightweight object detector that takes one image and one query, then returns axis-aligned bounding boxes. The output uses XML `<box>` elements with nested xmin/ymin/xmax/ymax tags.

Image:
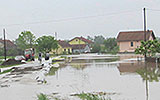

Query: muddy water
<box><xmin>0</xmin><ymin>54</ymin><xmax>160</xmax><ymax>100</ymax></box>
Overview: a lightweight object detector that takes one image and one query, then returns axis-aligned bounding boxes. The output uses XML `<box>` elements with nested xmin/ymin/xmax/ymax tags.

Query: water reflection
<box><xmin>118</xmin><ymin>62</ymin><xmax>145</xmax><ymax>75</ymax></box>
<box><xmin>118</xmin><ymin>61</ymin><xmax>160</xmax><ymax>100</ymax></box>
<box><xmin>69</xmin><ymin>57</ymin><xmax>119</xmax><ymax>70</ymax></box>
<box><xmin>69</xmin><ymin>59</ymin><xmax>89</xmax><ymax>70</ymax></box>
<box><xmin>47</xmin><ymin>67</ymin><xmax>59</xmax><ymax>76</ymax></box>
<box><xmin>136</xmin><ymin>63</ymin><xmax>160</xmax><ymax>82</ymax></box>
<box><xmin>137</xmin><ymin>63</ymin><xmax>160</xmax><ymax>100</ymax></box>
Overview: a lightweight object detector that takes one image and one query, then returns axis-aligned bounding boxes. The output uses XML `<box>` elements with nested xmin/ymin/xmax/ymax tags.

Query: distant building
<box><xmin>54</xmin><ymin>40</ymin><xmax>72</xmax><ymax>54</ymax></box>
<box><xmin>0</xmin><ymin>39</ymin><xmax>16</xmax><ymax>50</ymax></box>
<box><xmin>69</xmin><ymin>36</ymin><xmax>93</xmax><ymax>53</ymax></box>
<box><xmin>117</xmin><ymin>30</ymin><xmax>156</xmax><ymax>53</ymax></box>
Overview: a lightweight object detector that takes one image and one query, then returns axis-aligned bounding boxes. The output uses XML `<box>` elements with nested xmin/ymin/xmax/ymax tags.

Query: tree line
<box><xmin>15</xmin><ymin>31</ymin><xmax>58</xmax><ymax>55</ymax></box>
<box><xmin>87</xmin><ymin>35</ymin><xmax>119</xmax><ymax>54</ymax></box>
<box><xmin>0</xmin><ymin>31</ymin><xmax>119</xmax><ymax>56</ymax></box>
<box><xmin>0</xmin><ymin>31</ymin><xmax>58</xmax><ymax>56</ymax></box>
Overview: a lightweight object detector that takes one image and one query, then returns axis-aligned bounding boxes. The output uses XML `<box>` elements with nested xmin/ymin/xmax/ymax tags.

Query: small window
<box><xmin>64</xmin><ymin>49</ymin><xmax>66</xmax><ymax>51</ymax></box>
<box><xmin>131</xmin><ymin>42</ymin><xmax>133</xmax><ymax>47</ymax></box>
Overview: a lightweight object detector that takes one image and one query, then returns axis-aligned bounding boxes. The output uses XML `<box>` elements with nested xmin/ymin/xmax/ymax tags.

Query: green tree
<box><xmin>103</xmin><ymin>38</ymin><xmax>119</xmax><ymax>54</ymax></box>
<box><xmin>94</xmin><ymin>35</ymin><xmax>105</xmax><ymax>44</ymax></box>
<box><xmin>91</xmin><ymin>43</ymin><xmax>101</xmax><ymax>53</ymax></box>
<box><xmin>135</xmin><ymin>40</ymin><xmax>160</xmax><ymax>57</ymax></box>
<box><xmin>87</xmin><ymin>36</ymin><xmax>94</xmax><ymax>41</ymax></box>
<box><xmin>36</xmin><ymin>36</ymin><xmax>58</xmax><ymax>53</ymax></box>
<box><xmin>15</xmin><ymin>31</ymin><xmax>36</xmax><ymax>51</ymax></box>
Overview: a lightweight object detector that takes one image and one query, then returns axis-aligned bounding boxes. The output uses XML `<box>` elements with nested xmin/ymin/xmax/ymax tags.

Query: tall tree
<box><xmin>36</xmin><ymin>36</ymin><xmax>58</xmax><ymax>53</ymax></box>
<box><xmin>135</xmin><ymin>40</ymin><xmax>160</xmax><ymax>57</ymax></box>
<box><xmin>94</xmin><ymin>35</ymin><xmax>105</xmax><ymax>44</ymax></box>
<box><xmin>15</xmin><ymin>31</ymin><xmax>36</xmax><ymax>51</ymax></box>
<box><xmin>87</xmin><ymin>36</ymin><xmax>93</xmax><ymax>41</ymax></box>
<box><xmin>104</xmin><ymin>38</ymin><xmax>117</xmax><ymax>52</ymax></box>
<box><xmin>103</xmin><ymin>38</ymin><xmax>119</xmax><ymax>54</ymax></box>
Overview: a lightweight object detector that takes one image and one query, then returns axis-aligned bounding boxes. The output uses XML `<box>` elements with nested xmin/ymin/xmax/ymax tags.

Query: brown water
<box><xmin>0</xmin><ymin>54</ymin><xmax>160</xmax><ymax>100</ymax></box>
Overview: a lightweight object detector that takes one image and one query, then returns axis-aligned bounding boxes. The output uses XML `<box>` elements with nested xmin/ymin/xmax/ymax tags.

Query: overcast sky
<box><xmin>0</xmin><ymin>0</ymin><xmax>160</xmax><ymax>40</ymax></box>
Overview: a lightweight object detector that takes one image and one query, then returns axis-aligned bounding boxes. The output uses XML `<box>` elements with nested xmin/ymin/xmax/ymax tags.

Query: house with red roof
<box><xmin>0</xmin><ymin>39</ymin><xmax>16</xmax><ymax>50</ymax></box>
<box><xmin>117</xmin><ymin>30</ymin><xmax>156</xmax><ymax>53</ymax></box>
<box><xmin>53</xmin><ymin>40</ymin><xmax>72</xmax><ymax>54</ymax></box>
<box><xmin>69</xmin><ymin>36</ymin><xmax>93</xmax><ymax>53</ymax></box>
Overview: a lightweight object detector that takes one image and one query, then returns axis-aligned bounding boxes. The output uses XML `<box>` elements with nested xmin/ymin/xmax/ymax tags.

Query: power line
<box><xmin>0</xmin><ymin>9</ymin><xmax>140</xmax><ymax>27</ymax></box>
<box><xmin>147</xmin><ymin>8</ymin><xmax>160</xmax><ymax>11</ymax></box>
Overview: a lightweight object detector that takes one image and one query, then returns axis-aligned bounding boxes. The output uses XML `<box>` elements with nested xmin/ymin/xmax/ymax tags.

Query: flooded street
<box><xmin>0</xmin><ymin>54</ymin><xmax>160</xmax><ymax>100</ymax></box>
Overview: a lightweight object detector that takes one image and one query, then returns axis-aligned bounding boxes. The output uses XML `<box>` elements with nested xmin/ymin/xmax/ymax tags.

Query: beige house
<box><xmin>117</xmin><ymin>30</ymin><xmax>156</xmax><ymax>53</ymax></box>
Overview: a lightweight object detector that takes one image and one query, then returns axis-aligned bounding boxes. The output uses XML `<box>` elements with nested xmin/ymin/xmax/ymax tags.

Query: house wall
<box><xmin>73</xmin><ymin>45</ymin><xmax>91</xmax><ymax>53</ymax></box>
<box><xmin>57</xmin><ymin>45</ymin><xmax>72</xmax><ymax>54</ymax></box>
<box><xmin>118</xmin><ymin>41</ymin><xmax>141</xmax><ymax>52</ymax></box>
<box><xmin>69</xmin><ymin>38</ymin><xmax>86</xmax><ymax>45</ymax></box>
<box><xmin>51</xmin><ymin>45</ymin><xmax>72</xmax><ymax>54</ymax></box>
<box><xmin>118</xmin><ymin>34</ymin><xmax>154</xmax><ymax>53</ymax></box>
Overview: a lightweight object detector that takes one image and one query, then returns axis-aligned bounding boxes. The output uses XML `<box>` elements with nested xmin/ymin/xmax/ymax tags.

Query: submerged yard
<box><xmin>0</xmin><ymin>54</ymin><xmax>160</xmax><ymax>100</ymax></box>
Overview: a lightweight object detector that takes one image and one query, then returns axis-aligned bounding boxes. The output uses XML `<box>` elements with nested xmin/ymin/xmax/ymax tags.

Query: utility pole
<box><xmin>143</xmin><ymin>8</ymin><xmax>147</xmax><ymax>60</ymax></box>
<box><xmin>3</xmin><ymin>29</ymin><xmax>7</xmax><ymax>61</ymax></box>
<box><xmin>55</xmin><ymin>32</ymin><xmax>57</xmax><ymax>40</ymax></box>
<box><xmin>55</xmin><ymin>32</ymin><xmax>58</xmax><ymax>55</ymax></box>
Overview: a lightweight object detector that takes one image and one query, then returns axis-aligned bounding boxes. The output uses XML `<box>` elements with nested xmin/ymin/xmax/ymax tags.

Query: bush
<box><xmin>37</xmin><ymin>93</ymin><xmax>49</xmax><ymax>100</ymax></box>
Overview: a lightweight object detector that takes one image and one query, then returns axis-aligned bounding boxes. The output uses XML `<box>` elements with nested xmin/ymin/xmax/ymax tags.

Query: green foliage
<box><xmin>75</xmin><ymin>92</ymin><xmax>111</xmax><ymax>100</ymax></box>
<box><xmin>37</xmin><ymin>93</ymin><xmax>49</xmax><ymax>100</ymax></box>
<box><xmin>87</xmin><ymin>36</ymin><xmax>94</xmax><ymax>41</ymax></box>
<box><xmin>135</xmin><ymin>40</ymin><xmax>160</xmax><ymax>56</ymax></box>
<box><xmin>0</xmin><ymin>63</ymin><xmax>21</xmax><ymax>68</ymax></box>
<box><xmin>136</xmin><ymin>63</ymin><xmax>160</xmax><ymax>82</ymax></box>
<box><xmin>0</xmin><ymin>48</ymin><xmax>21</xmax><ymax>56</ymax></box>
<box><xmin>103</xmin><ymin>38</ymin><xmax>119</xmax><ymax>54</ymax></box>
<box><xmin>91</xmin><ymin>43</ymin><xmax>101</xmax><ymax>53</ymax></box>
<box><xmin>94</xmin><ymin>35</ymin><xmax>105</xmax><ymax>44</ymax></box>
<box><xmin>36</xmin><ymin>36</ymin><xmax>58</xmax><ymax>54</ymax></box>
<box><xmin>7</xmin><ymin>48</ymin><xmax>19</xmax><ymax>56</ymax></box>
<box><xmin>0</xmin><ymin>69</ymin><xmax>12</xmax><ymax>75</ymax></box>
<box><xmin>91</xmin><ymin>37</ymin><xmax>119</xmax><ymax>54</ymax></box>
<box><xmin>15</xmin><ymin>31</ymin><xmax>36</xmax><ymax>51</ymax></box>
<box><xmin>47</xmin><ymin>67</ymin><xmax>59</xmax><ymax>76</ymax></box>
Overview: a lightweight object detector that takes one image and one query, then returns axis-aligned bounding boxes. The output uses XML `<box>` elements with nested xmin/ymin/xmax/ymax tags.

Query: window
<box><xmin>64</xmin><ymin>49</ymin><xmax>66</xmax><ymax>51</ymax></box>
<box><xmin>131</xmin><ymin>42</ymin><xmax>133</xmax><ymax>47</ymax></box>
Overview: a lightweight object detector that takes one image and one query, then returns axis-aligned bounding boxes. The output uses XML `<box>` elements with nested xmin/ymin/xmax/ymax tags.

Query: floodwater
<box><xmin>0</xmin><ymin>54</ymin><xmax>160</xmax><ymax>100</ymax></box>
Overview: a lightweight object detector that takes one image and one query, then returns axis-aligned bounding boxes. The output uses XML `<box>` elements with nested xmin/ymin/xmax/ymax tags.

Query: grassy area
<box><xmin>37</xmin><ymin>92</ymin><xmax>112</xmax><ymax>100</ymax></box>
<box><xmin>0</xmin><ymin>69</ymin><xmax>12</xmax><ymax>75</ymax></box>
<box><xmin>0</xmin><ymin>56</ymin><xmax>15</xmax><ymax>59</ymax></box>
<box><xmin>46</xmin><ymin>67</ymin><xmax>59</xmax><ymax>76</ymax></box>
<box><xmin>37</xmin><ymin>93</ymin><xmax>49</xmax><ymax>100</ymax></box>
<box><xmin>0</xmin><ymin>64</ymin><xmax>21</xmax><ymax>68</ymax></box>
<box><xmin>73</xmin><ymin>92</ymin><xmax>111</xmax><ymax>100</ymax></box>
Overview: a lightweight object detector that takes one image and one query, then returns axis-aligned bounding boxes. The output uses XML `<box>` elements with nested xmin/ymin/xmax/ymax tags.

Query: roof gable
<box><xmin>70</xmin><ymin>37</ymin><xmax>93</xmax><ymax>44</ymax></box>
<box><xmin>58</xmin><ymin>40</ymin><xmax>71</xmax><ymax>48</ymax></box>
<box><xmin>0</xmin><ymin>40</ymin><xmax>16</xmax><ymax>48</ymax></box>
<box><xmin>71</xmin><ymin>44</ymin><xmax>87</xmax><ymax>49</ymax></box>
<box><xmin>117</xmin><ymin>30</ymin><xmax>156</xmax><ymax>42</ymax></box>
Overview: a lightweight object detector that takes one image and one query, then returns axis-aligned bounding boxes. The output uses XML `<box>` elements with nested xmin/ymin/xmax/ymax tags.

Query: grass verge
<box><xmin>73</xmin><ymin>92</ymin><xmax>111</xmax><ymax>100</ymax></box>
<box><xmin>37</xmin><ymin>93</ymin><xmax>49</xmax><ymax>100</ymax></box>
<box><xmin>0</xmin><ymin>69</ymin><xmax>12</xmax><ymax>75</ymax></box>
<box><xmin>0</xmin><ymin>64</ymin><xmax>21</xmax><ymax>68</ymax></box>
